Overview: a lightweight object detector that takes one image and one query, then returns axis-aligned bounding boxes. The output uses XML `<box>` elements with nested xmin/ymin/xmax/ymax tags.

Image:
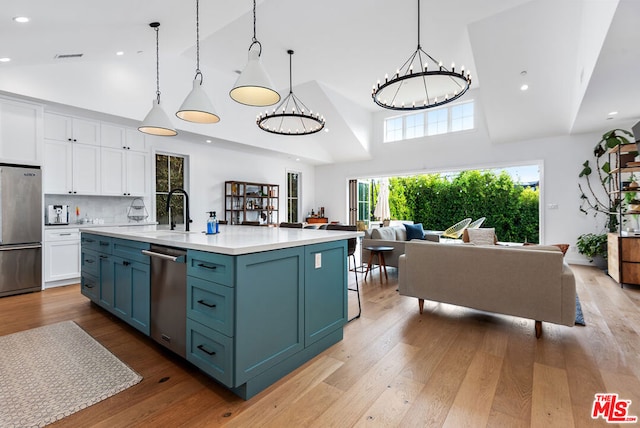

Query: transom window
<box><xmin>384</xmin><ymin>100</ymin><xmax>474</xmax><ymax>142</ymax></box>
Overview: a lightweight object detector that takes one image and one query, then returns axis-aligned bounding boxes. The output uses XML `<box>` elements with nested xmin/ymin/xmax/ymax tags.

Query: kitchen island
<box><xmin>80</xmin><ymin>225</ymin><xmax>360</xmax><ymax>399</ymax></box>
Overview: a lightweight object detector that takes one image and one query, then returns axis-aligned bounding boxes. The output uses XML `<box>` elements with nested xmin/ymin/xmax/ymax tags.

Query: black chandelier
<box><xmin>257</xmin><ymin>50</ymin><xmax>325</xmax><ymax>136</ymax></box>
<box><xmin>372</xmin><ymin>0</ymin><xmax>472</xmax><ymax>111</ymax></box>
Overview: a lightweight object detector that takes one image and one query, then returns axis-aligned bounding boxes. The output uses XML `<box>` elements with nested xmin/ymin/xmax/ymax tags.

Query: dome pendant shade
<box><xmin>230</xmin><ymin>49</ymin><xmax>280</xmax><ymax>107</ymax></box>
<box><xmin>139</xmin><ymin>99</ymin><xmax>178</xmax><ymax>136</ymax></box>
<box><xmin>177</xmin><ymin>79</ymin><xmax>220</xmax><ymax>123</ymax></box>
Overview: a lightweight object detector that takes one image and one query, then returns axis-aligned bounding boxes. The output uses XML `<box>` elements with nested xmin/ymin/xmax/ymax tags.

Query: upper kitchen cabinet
<box><xmin>44</xmin><ymin>113</ymin><xmax>100</xmax><ymax>146</ymax></box>
<box><xmin>0</xmin><ymin>97</ymin><xmax>43</xmax><ymax>165</ymax></box>
<box><xmin>44</xmin><ymin>140</ymin><xmax>100</xmax><ymax>195</ymax></box>
<box><xmin>100</xmin><ymin>147</ymin><xmax>148</xmax><ymax>196</ymax></box>
<box><xmin>101</xmin><ymin>124</ymin><xmax>147</xmax><ymax>152</ymax></box>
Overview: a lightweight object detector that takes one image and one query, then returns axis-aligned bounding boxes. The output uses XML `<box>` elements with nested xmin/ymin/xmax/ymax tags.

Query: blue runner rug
<box><xmin>575</xmin><ymin>294</ymin><xmax>586</xmax><ymax>326</ymax></box>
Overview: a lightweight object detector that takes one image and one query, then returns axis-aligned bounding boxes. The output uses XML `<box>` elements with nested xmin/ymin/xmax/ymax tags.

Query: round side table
<box><xmin>364</xmin><ymin>246</ymin><xmax>394</xmax><ymax>283</ymax></box>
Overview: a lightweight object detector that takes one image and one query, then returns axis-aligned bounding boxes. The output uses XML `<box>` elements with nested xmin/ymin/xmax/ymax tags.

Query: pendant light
<box><xmin>139</xmin><ymin>22</ymin><xmax>177</xmax><ymax>136</ymax></box>
<box><xmin>229</xmin><ymin>0</ymin><xmax>280</xmax><ymax>107</ymax></box>
<box><xmin>257</xmin><ymin>50</ymin><xmax>325</xmax><ymax>135</ymax></box>
<box><xmin>372</xmin><ymin>0</ymin><xmax>471</xmax><ymax>111</ymax></box>
<box><xmin>176</xmin><ymin>0</ymin><xmax>220</xmax><ymax>123</ymax></box>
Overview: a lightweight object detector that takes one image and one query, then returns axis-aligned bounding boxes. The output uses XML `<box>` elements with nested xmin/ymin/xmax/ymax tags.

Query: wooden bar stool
<box><xmin>364</xmin><ymin>245</ymin><xmax>393</xmax><ymax>283</ymax></box>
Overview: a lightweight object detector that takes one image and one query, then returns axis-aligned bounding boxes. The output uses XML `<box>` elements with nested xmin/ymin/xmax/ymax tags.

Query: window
<box><xmin>427</xmin><ymin>108</ymin><xmax>448</xmax><ymax>136</ymax></box>
<box><xmin>451</xmin><ymin>101</ymin><xmax>474</xmax><ymax>132</ymax></box>
<box><xmin>384</xmin><ymin>117</ymin><xmax>403</xmax><ymax>142</ymax></box>
<box><xmin>287</xmin><ymin>171</ymin><xmax>300</xmax><ymax>222</ymax></box>
<box><xmin>383</xmin><ymin>100</ymin><xmax>474</xmax><ymax>142</ymax></box>
<box><xmin>155</xmin><ymin>153</ymin><xmax>186</xmax><ymax>227</ymax></box>
<box><xmin>405</xmin><ymin>113</ymin><xmax>425</xmax><ymax>139</ymax></box>
<box><xmin>357</xmin><ymin>180</ymin><xmax>371</xmax><ymax>224</ymax></box>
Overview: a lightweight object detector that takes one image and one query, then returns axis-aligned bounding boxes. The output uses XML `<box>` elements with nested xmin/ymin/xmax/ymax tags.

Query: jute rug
<box><xmin>0</xmin><ymin>321</ymin><xmax>142</xmax><ymax>427</ymax></box>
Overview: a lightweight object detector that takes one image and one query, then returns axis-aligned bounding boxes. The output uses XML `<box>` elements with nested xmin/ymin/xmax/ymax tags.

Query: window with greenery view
<box><xmin>386</xmin><ymin>170</ymin><xmax>539</xmax><ymax>243</ymax></box>
<box><xmin>287</xmin><ymin>171</ymin><xmax>300</xmax><ymax>222</ymax></box>
<box><xmin>155</xmin><ymin>154</ymin><xmax>186</xmax><ymax>227</ymax></box>
<box><xmin>358</xmin><ymin>180</ymin><xmax>371</xmax><ymax>226</ymax></box>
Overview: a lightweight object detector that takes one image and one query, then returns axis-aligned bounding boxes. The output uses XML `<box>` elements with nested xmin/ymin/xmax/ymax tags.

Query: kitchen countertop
<box><xmin>45</xmin><ymin>221</ymin><xmax>157</xmax><ymax>230</ymax></box>
<box><xmin>80</xmin><ymin>225</ymin><xmax>363</xmax><ymax>255</ymax></box>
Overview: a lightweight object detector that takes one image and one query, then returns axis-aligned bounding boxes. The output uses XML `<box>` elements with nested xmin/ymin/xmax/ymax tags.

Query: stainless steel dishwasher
<box><xmin>142</xmin><ymin>244</ymin><xmax>187</xmax><ymax>358</ymax></box>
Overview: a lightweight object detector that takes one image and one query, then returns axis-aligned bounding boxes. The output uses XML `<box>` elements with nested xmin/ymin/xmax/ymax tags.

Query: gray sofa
<box><xmin>362</xmin><ymin>226</ymin><xmax>438</xmax><ymax>268</ymax></box>
<box><xmin>398</xmin><ymin>241</ymin><xmax>576</xmax><ymax>337</ymax></box>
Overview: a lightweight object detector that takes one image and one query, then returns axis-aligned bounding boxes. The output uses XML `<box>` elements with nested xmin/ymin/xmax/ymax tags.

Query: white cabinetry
<box><xmin>100</xmin><ymin>147</ymin><xmax>148</xmax><ymax>196</ymax></box>
<box><xmin>44</xmin><ymin>113</ymin><xmax>100</xmax><ymax>146</ymax></box>
<box><xmin>43</xmin><ymin>140</ymin><xmax>100</xmax><ymax>194</ymax></box>
<box><xmin>44</xmin><ymin>228</ymin><xmax>81</xmax><ymax>286</ymax></box>
<box><xmin>101</xmin><ymin>124</ymin><xmax>146</xmax><ymax>152</ymax></box>
<box><xmin>0</xmin><ymin>98</ymin><xmax>43</xmax><ymax>165</ymax></box>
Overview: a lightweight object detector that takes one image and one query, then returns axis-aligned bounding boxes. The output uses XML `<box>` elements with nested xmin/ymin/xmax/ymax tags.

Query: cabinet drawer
<box><xmin>187</xmin><ymin>250</ymin><xmax>234</xmax><ymax>286</ymax></box>
<box><xmin>188</xmin><ymin>277</ymin><xmax>234</xmax><ymax>337</ymax></box>
<box><xmin>621</xmin><ymin>262</ymin><xmax>640</xmax><ymax>284</ymax></box>
<box><xmin>81</xmin><ymin>249</ymin><xmax>99</xmax><ymax>277</ymax></box>
<box><xmin>186</xmin><ymin>319</ymin><xmax>233</xmax><ymax>387</ymax></box>
<box><xmin>81</xmin><ymin>272</ymin><xmax>98</xmax><ymax>301</ymax></box>
<box><xmin>621</xmin><ymin>238</ymin><xmax>640</xmax><ymax>263</ymax></box>
<box><xmin>81</xmin><ymin>233</ymin><xmax>112</xmax><ymax>253</ymax></box>
<box><xmin>112</xmin><ymin>238</ymin><xmax>150</xmax><ymax>264</ymax></box>
<box><xmin>45</xmin><ymin>229</ymin><xmax>80</xmax><ymax>241</ymax></box>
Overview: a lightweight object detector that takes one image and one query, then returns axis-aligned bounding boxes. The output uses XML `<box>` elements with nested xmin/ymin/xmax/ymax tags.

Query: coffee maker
<box><xmin>46</xmin><ymin>205</ymin><xmax>69</xmax><ymax>225</ymax></box>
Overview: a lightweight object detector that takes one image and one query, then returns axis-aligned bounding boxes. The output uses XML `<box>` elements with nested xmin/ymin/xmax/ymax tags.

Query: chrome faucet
<box><xmin>166</xmin><ymin>188</ymin><xmax>192</xmax><ymax>231</ymax></box>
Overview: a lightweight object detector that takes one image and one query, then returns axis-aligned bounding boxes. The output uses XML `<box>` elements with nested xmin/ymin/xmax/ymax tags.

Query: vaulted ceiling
<box><xmin>0</xmin><ymin>0</ymin><xmax>637</xmax><ymax>164</ymax></box>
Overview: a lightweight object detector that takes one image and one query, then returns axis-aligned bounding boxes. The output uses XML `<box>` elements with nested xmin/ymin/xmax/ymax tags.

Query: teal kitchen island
<box><xmin>79</xmin><ymin>225</ymin><xmax>360</xmax><ymax>399</ymax></box>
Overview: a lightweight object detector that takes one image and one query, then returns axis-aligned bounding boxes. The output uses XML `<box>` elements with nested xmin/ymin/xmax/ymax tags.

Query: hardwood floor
<box><xmin>1</xmin><ymin>265</ymin><xmax>638</xmax><ymax>427</ymax></box>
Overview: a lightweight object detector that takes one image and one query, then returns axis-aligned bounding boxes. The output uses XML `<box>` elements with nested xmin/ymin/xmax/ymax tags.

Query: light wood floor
<box><xmin>1</xmin><ymin>265</ymin><xmax>639</xmax><ymax>427</ymax></box>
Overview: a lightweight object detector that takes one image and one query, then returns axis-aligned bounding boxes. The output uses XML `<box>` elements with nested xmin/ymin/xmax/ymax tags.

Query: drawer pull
<box><xmin>84</xmin><ymin>259</ymin><xmax>95</xmax><ymax>264</ymax></box>
<box><xmin>197</xmin><ymin>344</ymin><xmax>216</xmax><ymax>356</ymax></box>
<box><xmin>197</xmin><ymin>263</ymin><xmax>217</xmax><ymax>270</ymax></box>
<box><xmin>100</xmin><ymin>242</ymin><xmax>110</xmax><ymax>246</ymax></box>
<box><xmin>123</xmin><ymin>261</ymin><xmax>131</xmax><ymax>266</ymax></box>
<box><xmin>100</xmin><ymin>255</ymin><xmax>108</xmax><ymax>259</ymax></box>
<box><xmin>84</xmin><ymin>238</ymin><xmax>95</xmax><ymax>243</ymax></box>
<box><xmin>59</xmin><ymin>233</ymin><xmax>72</xmax><ymax>236</ymax></box>
<box><xmin>84</xmin><ymin>282</ymin><xmax>95</xmax><ymax>289</ymax></box>
<box><xmin>197</xmin><ymin>299</ymin><xmax>216</xmax><ymax>308</ymax></box>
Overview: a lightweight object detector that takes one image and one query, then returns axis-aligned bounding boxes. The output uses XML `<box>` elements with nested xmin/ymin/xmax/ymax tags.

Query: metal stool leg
<box><xmin>348</xmin><ymin>253</ymin><xmax>361</xmax><ymax>322</ymax></box>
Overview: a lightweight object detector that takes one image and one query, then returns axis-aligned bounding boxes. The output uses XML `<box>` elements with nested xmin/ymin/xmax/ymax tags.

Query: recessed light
<box><xmin>116</xmin><ymin>51</ymin><xmax>124</xmax><ymax>56</ymax></box>
<box><xmin>0</xmin><ymin>58</ymin><xmax>11</xmax><ymax>63</ymax></box>
<box><xmin>520</xmin><ymin>84</ymin><xmax>529</xmax><ymax>91</ymax></box>
<box><xmin>205</xmin><ymin>139</ymin><xmax>212</xmax><ymax>143</ymax></box>
<box><xmin>13</xmin><ymin>16</ymin><xmax>30</xmax><ymax>23</ymax></box>
<box><xmin>608</xmin><ymin>111</ymin><xmax>618</xmax><ymax>116</ymax></box>
<box><xmin>295</xmin><ymin>158</ymin><xmax>300</xmax><ymax>162</ymax></box>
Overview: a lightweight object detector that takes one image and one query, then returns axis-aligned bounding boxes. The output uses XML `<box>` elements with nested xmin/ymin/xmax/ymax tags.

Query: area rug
<box><xmin>0</xmin><ymin>321</ymin><xmax>142</xmax><ymax>427</ymax></box>
<box><xmin>575</xmin><ymin>294</ymin><xmax>586</xmax><ymax>326</ymax></box>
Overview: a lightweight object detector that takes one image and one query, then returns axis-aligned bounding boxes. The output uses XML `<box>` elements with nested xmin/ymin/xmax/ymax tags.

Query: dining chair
<box><xmin>326</xmin><ymin>224</ymin><xmax>361</xmax><ymax>321</ymax></box>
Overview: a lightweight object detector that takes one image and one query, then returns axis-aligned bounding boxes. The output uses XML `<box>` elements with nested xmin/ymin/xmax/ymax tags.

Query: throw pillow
<box><xmin>404</xmin><ymin>223</ymin><xmax>425</xmax><ymax>241</ymax></box>
<box><xmin>467</xmin><ymin>228</ymin><xmax>496</xmax><ymax>246</ymax></box>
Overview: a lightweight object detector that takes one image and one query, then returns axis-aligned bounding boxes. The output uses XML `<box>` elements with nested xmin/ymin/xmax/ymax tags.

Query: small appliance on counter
<box><xmin>45</xmin><ymin>204</ymin><xmax>69</xmax><ymax>225</ymax></box>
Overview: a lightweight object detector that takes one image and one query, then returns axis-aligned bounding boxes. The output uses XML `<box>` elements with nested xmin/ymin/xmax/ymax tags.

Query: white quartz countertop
<box><xmin>45</xmin><ymin>221</ymin><xmax>157</xmax><ymax>230</ymax></box>
<box><xmin>79</xmin><ymin>225</ymin><xmax>363</xmax><ymax>255</ymax></box>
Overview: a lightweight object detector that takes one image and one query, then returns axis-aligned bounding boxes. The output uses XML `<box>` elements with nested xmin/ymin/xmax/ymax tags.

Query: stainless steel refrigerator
<box><xmin>0</xmin><ymin>164</ymin><xmax>42</xmax><ymax>297</ymax></box>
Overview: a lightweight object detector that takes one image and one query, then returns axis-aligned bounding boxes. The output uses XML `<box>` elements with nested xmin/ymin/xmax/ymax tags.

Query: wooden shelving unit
<box><xmin>607</xmin><ymin>143</ymin><xmax>640</xmax><ymax>286</ymax></box>
<box><xmin>224</xmin><ymin>181</ymin><xmax>279</xmax><ymax>226</ymax></box>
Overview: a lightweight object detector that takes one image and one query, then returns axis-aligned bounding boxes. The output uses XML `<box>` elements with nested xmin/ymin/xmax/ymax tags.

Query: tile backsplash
<box><xmin>44</xmin><ymin>195</ymin><xmax>151</xmax><ymax>225</ymax></box>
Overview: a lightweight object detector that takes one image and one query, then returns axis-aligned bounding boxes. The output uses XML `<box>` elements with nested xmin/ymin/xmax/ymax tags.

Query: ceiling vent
<box><xmin>54</xmin><ymin>53</ymin><xmax>83</xmax><ymax>59</ymax></box>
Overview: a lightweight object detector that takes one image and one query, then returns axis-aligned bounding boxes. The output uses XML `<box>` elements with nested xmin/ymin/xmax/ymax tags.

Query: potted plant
<box><xmin>578</xmin><ymin>128</ymin><xmax>634</xmax><ymax>232</ymax></box>
<box><xmin>576</xmin><ymin>233</ymin><xmax>608</xmax><ymax>267</ymax></box>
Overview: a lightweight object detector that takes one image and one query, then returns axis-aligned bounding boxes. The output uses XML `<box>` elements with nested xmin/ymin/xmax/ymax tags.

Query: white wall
<box><xmin>314</xmin><ymin>93</ymin><xmax>617</xmax><ymax>265</ymax></box>
<box><xmin>146</xmin><ymin>135</ymin><xmax>316</xmax><ymax>231</ymax></box>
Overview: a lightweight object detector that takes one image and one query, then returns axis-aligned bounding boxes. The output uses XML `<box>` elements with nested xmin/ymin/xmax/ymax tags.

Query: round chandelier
<box><xmin>257</xmin><ymin>50</ymin><xmax>325</xmax><ymax>136</ymax></box>
<box><xmin>372</xmin><ymin>0</ymin><xmax>472</xmax><ymax>111</ymax></box>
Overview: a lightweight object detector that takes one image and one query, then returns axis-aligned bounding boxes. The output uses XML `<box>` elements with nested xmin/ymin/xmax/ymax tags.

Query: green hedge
<box><xmin>387</xmin><ymin>170</ymin><xmax>539</xmax><ymax>243</ymax></box>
